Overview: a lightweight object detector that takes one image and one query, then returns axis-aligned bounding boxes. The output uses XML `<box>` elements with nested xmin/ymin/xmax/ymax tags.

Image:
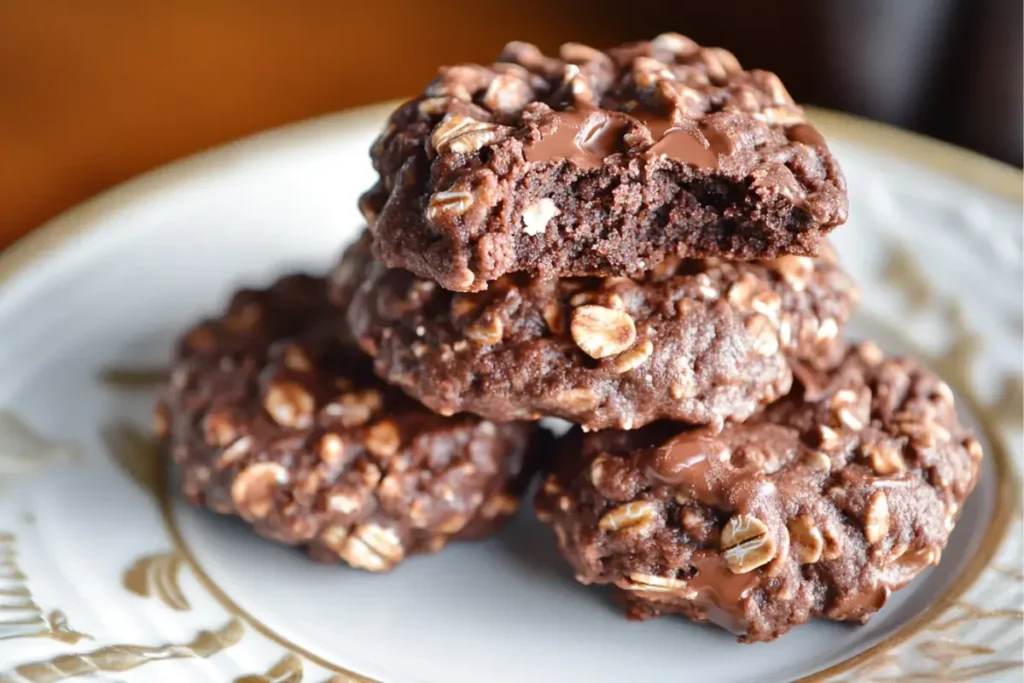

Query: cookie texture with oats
<box><xmin>155</xmin><ymin>273</ymin><xmax>540</xmax><ymax>571</ymax></box>
<box><xmin>535</xmin><ymin>343</ymin><xmax>982</xmax><ymax>641</ymax></box>
<box><xmin>365</xmin><ymin>34</ymin><xmax>848</xmax><ymax>291</ymax></box>
<box><xmin>338</xmin><ymin>233</ymin><xmax>858</xmax><ymax>431</ymax></box>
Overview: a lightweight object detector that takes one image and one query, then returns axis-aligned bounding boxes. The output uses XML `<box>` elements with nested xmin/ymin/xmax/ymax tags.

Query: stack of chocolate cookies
<box><xmin>157</xmin><ymin>34</ymin><xmax>982</xmax><ymax>642</ymax></box>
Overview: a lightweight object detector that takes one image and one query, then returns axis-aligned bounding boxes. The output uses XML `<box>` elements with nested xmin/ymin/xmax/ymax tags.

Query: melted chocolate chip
<box><xmin>367</xmin><ymin>35</ymin><xmax>850</xmax><ymax>290</ymax></box>
<box><xmin>786</xmin><ymin>123</ymin><xmax>827</xmax><ymax>149</ymax></box>
<box><xmin>648</xmin><ymin>128</ymin><xmax>719</xmax><ymax>169</ymax></box>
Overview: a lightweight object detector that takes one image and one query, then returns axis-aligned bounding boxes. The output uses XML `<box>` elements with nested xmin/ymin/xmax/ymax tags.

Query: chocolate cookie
<box><xmin>535</xmin><ymin>343</ymin><xmax>982</xmax><ymax>641</ymax></box>
<box><xmin>155</xmin><ymin>274</ymin><xmax>540</xmax><ymax>572</ymax></box>
<box><xmin>339</xmin><ymin>234</ymin><xmax>858</xmax><ymax>431</ymax></box>
<box><xmin>366</xmin><ymin>34</ymin><xmax>848</xmax><ymax>291</ymax></box>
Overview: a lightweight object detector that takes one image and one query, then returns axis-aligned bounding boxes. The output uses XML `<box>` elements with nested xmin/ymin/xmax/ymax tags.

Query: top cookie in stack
<box><xmin>341</xmin><ymin>33</ymin><xmax>857</xmax><ymax>433</ymax></box>
<box><xmin>361</xmin><ymin>33</ymin><xmax>849</xmax><ymax>292</ymax></box>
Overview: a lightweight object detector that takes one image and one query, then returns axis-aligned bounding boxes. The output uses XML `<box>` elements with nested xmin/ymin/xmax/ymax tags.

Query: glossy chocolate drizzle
<box><xmin>785</xmin><ymin>123</ymin><xmax>827</xmax><ymax>148</ymax></box>
<box><xmin>524</xmin><ymin>109</ymin><xmax>632</xmax><ymax>170</ymax></box>
<box><xmin>642</xmin><ymin>425</ymin><xmax>798</xmax><ymax>508</ymax></box>
<box><xmin>688</xmin><ymin>551</ymin><xmax>759</xmax><ymax>634</ymax></box>
<box><xmin>643</xmin><ymin>429</ymin><xmax>729</xmax><ymax>506</ymax></box>
<box><xmin>637</xmin><ymin>424</ymin><xmax>806</xmax><ymax>634</ymax></box>
<box><xmin>648</xmin><ymin>128</ymin><xmax>720</xmax><ymax>170</ymax></box>
<box><xmin>523</xmin><ymin>105</ymin><xmax>823</xmax><ymax>171</ymax></box>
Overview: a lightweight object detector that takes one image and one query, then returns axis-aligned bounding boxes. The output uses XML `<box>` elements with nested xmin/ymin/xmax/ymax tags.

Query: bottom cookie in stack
<box><xmin>155</xmin><ymin>273</ymin><xmax>542</xmax><ymax>572</ymax></box>
<box><xmin>536</xmin><ymin>342</ymin><xmax>982</xmax><ymax>641</ymax></box>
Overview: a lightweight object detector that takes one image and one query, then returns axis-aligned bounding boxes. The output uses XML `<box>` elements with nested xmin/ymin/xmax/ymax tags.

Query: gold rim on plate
<box><xmin>0</xmin><ymin>103</ymin><xmax>1020</xmax><ymax>681</ymax></box>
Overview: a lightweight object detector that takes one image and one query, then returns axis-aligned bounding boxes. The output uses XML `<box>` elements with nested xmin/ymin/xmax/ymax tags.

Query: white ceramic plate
<box><xmin>0</xmin><ymin>104</ymin><xmax>1020</xmax><ymax>683</ymax></box>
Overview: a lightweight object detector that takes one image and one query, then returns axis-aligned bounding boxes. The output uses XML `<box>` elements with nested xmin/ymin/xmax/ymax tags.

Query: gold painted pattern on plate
<box><xmin>105</xmin><ymin>422</ymin><xmax>197</xmax><ymax>613</ymax></box>
<box><xmin>882</xmin><ymin>248</ymin><xmax>932</xmax><ymax>312</ymax></box>
<box><xmin>235</xmin><ymin>654</ymin><xmax>363</xmax><ymax>683</ymax></box>
<box><xmin>827</xmin><ymin>246</ymin><xmax>1024</xmax><ymax>681</ymax></box>
<box><xmin>99</xmin><ymin>367</ymin><xmax>169</xmax><ymax>390</ymax></box>
<box><xmin>103</xmin><ymin>421</ymin><xmax>162</xmax><ymax>496</ymax></box>
<box><xmin>0</xmin><ymin>533</ymin><xmax>88</xmax><ymax>645</ymax></box>
<box><xmin>0</xmin><ymin>618</ymin><xmax>243</xmax><ymax>682</ymax></box>
<box><xmin>122</xmin><ymin>552</ymin><xmax>190</xmax><ymax>612</ymax></box>
<box><xmin>0</xmin><ymin>414</ymin><xmax>75</xmax><ymax>479</ymax></box>
<box><xmin>884</xmin><ymin>245</ymin><xmax>1023</xmax><ymax>434</ymax></box>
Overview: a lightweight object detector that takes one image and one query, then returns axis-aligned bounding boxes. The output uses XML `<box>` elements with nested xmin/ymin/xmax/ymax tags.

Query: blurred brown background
<box><xmin>1</xmin><ymin>0</ymin><xmax>1020</xmax><ymax>247</ymax></box>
